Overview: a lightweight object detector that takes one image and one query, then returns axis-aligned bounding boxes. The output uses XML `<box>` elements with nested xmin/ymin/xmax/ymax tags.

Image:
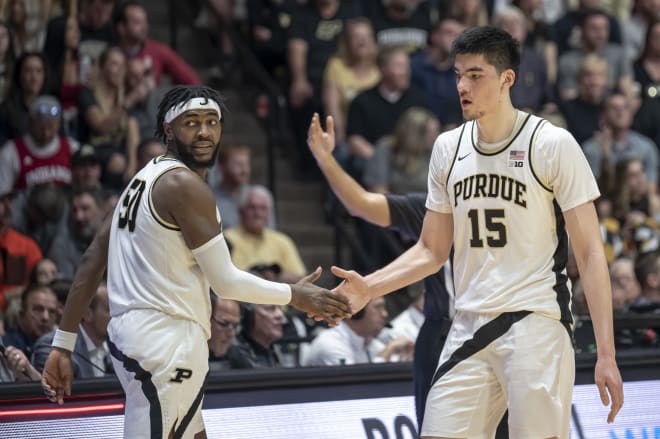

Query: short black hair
<box><xmin>155</xmin><ymin>86</ymin><xmax>227</xmax><ymax>143</ymax></box>
<box><xmin>634</xmin><ymin>251</ymin><xmax>660</xmax><ymax>288</ymax></box>
<box><xmin>113</xmin><ymin>0</ymin><xmax>145</xmax><ymax>27</ymax></box>
<box><xmin>451</xmin><ymin>26</ymin><xmax>520</xmax><ymax>76</ymax></box>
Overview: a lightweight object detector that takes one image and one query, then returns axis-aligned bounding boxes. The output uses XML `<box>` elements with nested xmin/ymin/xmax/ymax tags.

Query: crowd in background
<box><xmin>1</xmin><ymin>0</ymin><xmax>660</xmax><ymax>383</ymax></box>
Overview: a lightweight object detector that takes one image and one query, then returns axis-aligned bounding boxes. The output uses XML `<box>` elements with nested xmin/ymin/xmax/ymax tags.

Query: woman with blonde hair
<box><xmin>363</xmin><ymin>106</ymin><xmax>439</xmax><ymax>194</ymax></box>
<box><xmin>322</xmin><ymin>17</ymin><xmax>380</xmax><ymax>146</ymax></box>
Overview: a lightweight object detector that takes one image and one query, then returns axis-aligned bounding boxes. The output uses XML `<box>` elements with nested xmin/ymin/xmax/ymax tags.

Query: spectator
<box><xmin>362</xmin><ymin>0</ymin><xmax>434</xmax><ymax>52</ymax></box>
<box><xmin>70</xmin><ymin>144</ymin><xmax>103</xmax><ymax>190</ymax></box>
<box><xmin>246</xmin><ymin>0</ymin><xmax>296</xmax><ymax>77</ymax></box>
<box><xmin>6</xmin><ymin>0</ymin><xmax>47</xmax><ymax>56</ymax></box>
<box><xmin>57</xmin><ymin>14</ymin><xmax>87</xmax><ymax>139</ymax></box>
<box><xmin>410</xmin><ymin>16</ymin><xmax>465</xmax><ymax>129</ymax></box>
<box><xmin>0</xmin><ymin>343</ymin><xmax>40</xmax><ymax>382</ymax></box>
<box><xmin>225</xmin><ymin>185</ymin><xmax>305</xmax><ymax>283</ymax></box>
<box><xmin>0</xmin><ymin>95</ymin><xmax>78</xmax><ymax>195</ymax></box>
<box><xmin>1</xmin><ymin>284</ymin><xmax>57</xmax><ymax>357</ymax></box>
<box><xmin>634</xmin><ymin>250</ymin><xmax>660</xmax><ymax>306</ymax></box>
<box><xmin>623</xmin><ymin>0</ymin><xmax>660</xmax><ymax>63</ymax></box>
<box><xmin>29</xmin><ymin>257</ymin><xmax>58</xmax><ymax>287</ymax></box>
<box><xmin>0</xmin><ymin>21</ymin><xmax>16</xmax><ymax>102</ymax></box>
<box><xmin>135</xmin><ymin>137</ymin><xmax>165</xmax><ymax>170</ymax></box>
<box><xmin>496</xmin><ymin>6</ymin><xmax>554</xmax><ymax>116</ymax></box>
<box><xmin>211</xmin><ymin>144</ymin><xmax>252</xmax><ymax>230</ymax></box>
<box><xmin>633</xmin><ymin>19</ymin><xmax>660</xmax><ymax>101</ymax></box>
<box><xmin>43</xmin><ymin>0</ymin><xmax>117</xmax><ymax>73</ymax></box>
<box><xmin>558</xmin><ymin>9</ymin><xmax>633</xmax><ymax>101</ymax></box>
<box><xmin>287</xmin><ymin>0</ymin><xmax>360</xmax><ymax>178</ymax></box>
<box><xmin>380</xmin><ymin>282</ymin><xmax>425</xmax><ymax>343</ymax></box>
<box><xmin>610</xmin><ymin>257</ymin><xmax>642</xmax><ymax>309</ymax></box>
<box><xmin>363</xmin><ymin>107</ymin><xmax>439</xmax><ymax>194</ymax></box>
<box><xmin>47</xmin><ymin>187</ymin><xmax>104</xmax><ymax>279</ymax></box>
<box><xmin>232</xmin><ymin>303</ymin><xmax>285</xmax><ymax>368</ymax></box>
<box><xmin>0</xmin><ymin>51</ymin><xmax>48</xmax><ymax>145</ymax></box>
<box><xmin>78</xmin><ymin>46</ymin><xmax>140</xmax><ymax>182</ymax></box>
<box><xmin>0</xmin><ymin>189</ymin><xmax>42</xmax><ymax>311</ymax></box>
<box><xmin>208</xmin><ymin>294</ymin><xmax>249</xmax><ymax>370</ymax></box>
<box><xmin>114</xmin><ymin>1</ymin><xmax>201</xmax><ymax>86</ymax></box>
<box><xmin>582</xmin><ymin>93</ymin><xmax>658</xmax><ymax>191</ymax></box>
<box><xmin>549</xmin><ymin>0</ymin><xmax>623</xmax><ymax>56</ymax></box>
<box><xmin>302</xmin><ymin>296</ymin><xmax>414</xmax><ymax>366</ymax></box>
<box><xmin>322</xmin><ymin>17</ymin><xmax>380</xmax><ymax>146</ymax></box>
<box><xmin>124</xmin><ymin>57</ymin><xmax>165</xmax><ymax>141</ymax></box>
<box><xmin>346</xmin><ymin>45</ymin><xmax>430</xmax><ymax>180</ymax></box>
<box><xmin>32</xmin><ymin>284</ymin><xmax>112</xmax><ymax>378</ymax></box>
<box><xmin>558</xmin><ymin>53</ymin><xmax>608</xmax><ymax>144</ymax></box>
<box><xmin>448</xmin><ymin>0</ymin><xmax>490</xmax><ymax>28</ymax></box>
<box><xmin>10</xmin><ymin>182</ymin><xmax>67</xmax><ymax>256</ymax></box>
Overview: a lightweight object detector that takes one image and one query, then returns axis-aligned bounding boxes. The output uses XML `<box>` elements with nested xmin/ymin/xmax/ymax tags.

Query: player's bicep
<box><xmin>563</xmin><ymin>201</ymin><xmax>602</xmax><ymax>263</ymax></box>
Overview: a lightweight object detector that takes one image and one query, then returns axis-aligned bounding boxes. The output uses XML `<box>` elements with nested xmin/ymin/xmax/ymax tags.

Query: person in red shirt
<box><xmin>0</xmin><ymin>191</ymin><xmax>43</xmax><ymax>311</ymax></box>
<box><xmin>114</xmin><ymin>1</ymin><xmax>201</xmax><ymax>86</ymax></box>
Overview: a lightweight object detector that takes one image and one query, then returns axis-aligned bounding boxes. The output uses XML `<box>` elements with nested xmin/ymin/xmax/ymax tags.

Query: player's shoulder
<box><xmin>154</xmin><ymin>166</ymin><xmax>214</xmax><ymax>209</ymax></box>
<box><xmin>532</xmin><ymin>118</ymin><xmax>580</xmax><ymax>153</ymax></box>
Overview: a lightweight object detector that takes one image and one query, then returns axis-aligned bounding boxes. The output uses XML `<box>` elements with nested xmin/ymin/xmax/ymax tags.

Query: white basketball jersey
<box><xmin>107</xmin><ymin>156</ymin><xmax>213</xmax><ymax>338</ymax></box>
<box><xmin>426</xmin><ymin>111</ymin><xmax>600</xmax><ymax>322</ymax></box>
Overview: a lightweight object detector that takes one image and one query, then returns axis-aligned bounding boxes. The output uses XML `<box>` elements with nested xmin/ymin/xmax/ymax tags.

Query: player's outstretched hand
<box><xmin>41</xmin><ymin>348</ymin><xmax>73</xmax><ymax>405</ymax></box>
<box><xmin>594</xmin><ymin>355</ymin><xmax>623</xmax><ymax>423</ymax></box>
<box><xmin>307</xmin><ymin>113</ymin><xmax>335</xmax><ymax>163</ymax></box>
<box><xmin>289</xmin><ymin>266</ymin><xmax>352</xmax><ymax>326</ymax></box>
<box><xmin>330</xmin><ymin>266</ymin><xmax>371</xmax><ymax>318</ymax></box>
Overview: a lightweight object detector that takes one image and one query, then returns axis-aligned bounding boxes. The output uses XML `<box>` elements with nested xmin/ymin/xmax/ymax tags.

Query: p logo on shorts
<box><xmin>170</xmin><ymin>368</ymin><xmax>193</xmax><ymax>383</ymax></box>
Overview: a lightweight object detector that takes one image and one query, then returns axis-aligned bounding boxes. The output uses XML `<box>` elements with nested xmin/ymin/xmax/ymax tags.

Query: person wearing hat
<box><xmin>70</xmin><ymin>144</ymin><xmax>103</xmax><ymax>191</ymax></box>
<box><xmin>0</xmin><ymin>95</ymin><xmax>79</xmax><ymax>196</ymax></box>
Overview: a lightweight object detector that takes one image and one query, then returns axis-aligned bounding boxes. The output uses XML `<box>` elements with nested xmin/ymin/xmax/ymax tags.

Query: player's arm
<box><xmin>564</xmin><ymin>201</ymin><xmax>623</xmax><ymax>423</ymax></box>
<box><xmin>155</xmin><ymin>169</ymin><xmax>351</xmax><ymax>320</ymax></box>
<box><xmin>308</xmin><ymin>113</ymin><xmax>391</xmax><ymax>227</ymax></box>
<box><xmin>333</xmin><ymin>210</ymin><xmax>453</xmax><ymax>312</ymax></box>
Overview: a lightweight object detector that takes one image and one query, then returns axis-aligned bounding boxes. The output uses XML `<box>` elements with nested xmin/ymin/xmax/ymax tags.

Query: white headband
<box><xmin>164</xmin><ymin>97</ymin><xmax>222</xmax><ymax>124</ymax></box>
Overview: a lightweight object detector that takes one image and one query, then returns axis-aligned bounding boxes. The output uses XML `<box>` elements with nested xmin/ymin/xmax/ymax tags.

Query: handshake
<box><xmin>288</xmin><ymin>266</ymin><xmax>371</xmax><ymax>326</ymax></box>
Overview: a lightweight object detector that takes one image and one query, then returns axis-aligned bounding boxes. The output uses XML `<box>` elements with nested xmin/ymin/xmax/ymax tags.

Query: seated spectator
<box><xmin>57</xmin><ymin>14</ymin><xmax>88</xmax><ymax>139</ymax></box>
<box><xmin>582</xmin><ymin>93</ymin><xmax>658</xmax><ymax>192</ymax></box>
<box><xmin>70</xmin><ymin>144</ymin><xmax>103</xmax><ymax>190</ymax></box>
<box><xmin>232</xmin><ymin>303</ymin><xmax>285</xmax><ymax>368</ymax></box>
<box><xmin>32</xmin><ymin>284</ymin><xmax>112</xmax><ymax>378</ymax></box>
<box><xmin>78</xmin><ymin>46</ymin><xmax>140</xmax><ymax>182</ymax></box>
<box><xmin>2</xmin><ymin>284</ymin><xmax>57</xmax><ymax>358</ymax></box>
<box><xmin>322</xmin><ymin>17</ymin><xmax>380</xmax><ymax>147</ymax></box>
<box><xmin>496</xmin><ymin>6</ymin><xmax>554</xmax><ymax>116</ymax></box>
<box><xmin>225</xmin><ymin>185</ymin><xmax>305</xmax><ymax>283</ymax></box>
<box><xmin>633</xmin><ymin>19</ymin><xmax>660</xmax><ymax>101</ymax></box>
<box><xmin>363</xmin><ymin>107</ymin><xmax>438</xmax><ymax>194</ymax></box>
<box><xmin>634</xmin><ymin>251</ymin><xmax>660</xmax><ymax>307</ymax></box>
<box><xmin>48</xmin><ymin>277</ymin><xmax>72</xmax><ymax>324</ymax></box>
<box><xmin>208</xmin><ymin>294</ymin><xmax>250</xmax><ymax>371</ymax></box>
<box><xmin>380</xmin><ymin>282</ymin><xmax>424</xmax><ymax>344</ymax></box>
<box><xmin>114</xmin><ymin>1</ymin><xmax>201</xmax><ymax>86</ymax></box>
<box><xmin>43</xmin><ymin>0</ymin><xmax>117</xmax><ymax>73</ymax></box>
<box><xmin>135</xmin><ymin>137</ymin><xmax>165</xmax><ymax>170</ymax></box>
<box><xmin>0</xmin><ymin>21</ymin><xmax>16</xmax><ymax>102</ymax></box>
<box><xmin>302</xmin><ymin>297</ymin><xmax>413</xmax><ymax>366</ymax></box>
<box><xmin>410</xmin><ymin>16</ymin><xmax>465</xmax><ymax>129</ymax></box>
<box><xmin>557</xmin><ymin>9</ymin><xmax>633</xmax><ymax>101</ymax></box>
<box><xmin>0</xmin><ymin>51</ymin><xmax>48</xmax><ymax>145</ymax></box>
<box><xmin>346</xmin><ymin>45</ymin><xmax>430</xmax><ymax>180</ymax></box>
<box><xmin>610</xmin><ymin>257</ymin><xmax>642</xmax><ymax>310</ymax></box>
<box><xmin>0</xmin><ymin>190</ymin><xmax>42</xmax><ymax>311</ymax></box>
<box><xmin>362</xmin><ymin>0</ymin><xmax>433</xmax><ymax>52</ymax></box>
<box><xmin>558</xmin><ymin>53</ymin><xmax>608</xmax><ymax>144</ymax></box>
<box><xmin>623</xmin><ymin>0</ymin><xmax>659</xmax><ymax>63</ymax></box>
<box><xmin>0</xmin><ymin>95</ymin><xmax>78</xmax><ymax>196</ymax></box>
<box><xmin>245</xmin><ymin>0</ymin><xmax>295</xmax><ymax>77</ymax></box>
<box><xmin>29</xmin><ymin>257</ymin><xmax>58</xmax><ymax>287</ymax></box>
<box><xmin>124</xmin><ymin>57</ymin><xmax>167</xmax><ymax>141</ymax></box>
<box><xmin>449</xmin><ymin>0</ymin><xmax>490</xmax><ymax>28</ymax></box>
<box><xmin>47</xmin><ymin>187</ymin><xmax>104</xmax><ymax>279</ymax></box>
<box><xmin>0</xmin><ymin>343</ymin><xmax>40</xmax><ymax>382</ymax></box>
<box><xmin>6</xmin><ymin>0</ymin><xmax>47</xmax><ymax>56</ymax></box>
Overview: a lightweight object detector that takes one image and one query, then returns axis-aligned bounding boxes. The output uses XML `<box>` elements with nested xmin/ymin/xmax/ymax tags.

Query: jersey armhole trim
<box><xmin>445</xmin><ymin>123</ymin><xmax>466</xmax><ymax>185</ymax></box>
<box><xmin>528</xmin><ymin>118</ymin><xmax>553</xmax><ymax>193</ymax></box>
<box><xmin>148</xmin><ymin>166</ymin><xmax>183</xmax><ymax>231</ymax></box>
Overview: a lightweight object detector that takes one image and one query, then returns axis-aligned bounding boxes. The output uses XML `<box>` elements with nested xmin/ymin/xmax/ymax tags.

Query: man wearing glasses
<box><xmin>207</xmin><ymin>294</ymin><xmax>249</xmax><ymax>370</ymax></box>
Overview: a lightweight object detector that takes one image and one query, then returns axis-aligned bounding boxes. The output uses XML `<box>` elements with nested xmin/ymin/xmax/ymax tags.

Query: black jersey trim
<box><xmin>430</xmin><ymin>310</ymin><xmax>532</xmax><ymax>387</ymax></box>
<box><xmin>445</xmin><ymin>123</ymin><xmax>467</xmax><ymax>186</ymax></box>
<box><xmin>528</xmin><ymin>119</ymin><xmax>553</xmax><ymax>193</ymax></box>
<box><xmin>173</xmin><ymin>371</ymin><xmax>209</xmax><ymax>439</ymax></box>
<box><xmin>551</xmin><ymin>199</ymin><xmax>574</xmax><ymax>338</ymax></box>
<box><xmin>148</xmin><ymin>167</ymin><xmax>182</xmax><ymax>231</ymax></box>
<box><xmin>108</xmin><ymin>337</ymin><xmax>163</xmax><ymax>439</ymax></box>
<box><xmin>471</xmin><ymin>113</ymin><xmax>532</xmax><ymax>156</ymax></box>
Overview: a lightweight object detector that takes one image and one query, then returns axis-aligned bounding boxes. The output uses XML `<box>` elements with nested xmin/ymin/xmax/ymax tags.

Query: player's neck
<box><xmin>476</xmin><ymin>104</ymin><xmax>518</xmax><ymax>144</ymax></box>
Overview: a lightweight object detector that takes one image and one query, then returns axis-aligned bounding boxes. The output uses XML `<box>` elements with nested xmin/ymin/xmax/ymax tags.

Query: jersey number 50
<box><xmin>118</xmin><ymin>179</ymin><xmax>146</xmax><ymax>232</ymax></box>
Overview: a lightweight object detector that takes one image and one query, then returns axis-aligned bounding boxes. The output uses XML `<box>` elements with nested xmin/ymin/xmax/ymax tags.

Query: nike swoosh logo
<box><xmin>458</xmin><ymin>153</ymin><xmax>471</xmax><ymax>161</ymax></box>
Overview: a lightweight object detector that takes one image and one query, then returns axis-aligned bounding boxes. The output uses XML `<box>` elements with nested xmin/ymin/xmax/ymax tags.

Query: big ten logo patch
<box><xmin>508</xmin><ymin>150</ymin><xmax>525</xmax><ymax>168</ymax></box>
<box><xmin>170</xmin><ymin>368</ymin><xmax>193</xmax><ymax>383</ymax></box>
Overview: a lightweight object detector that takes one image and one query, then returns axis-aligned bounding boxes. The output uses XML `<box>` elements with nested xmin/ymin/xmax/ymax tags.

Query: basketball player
<box><xmin>41</xmin><ymin>86</ymin><xmax>352</xmax><ymax>439</ymax></box>
<box><xmin>330</xmin><ymin>27</ymin><xmax>624</xmax><ymax>438</ymax></box>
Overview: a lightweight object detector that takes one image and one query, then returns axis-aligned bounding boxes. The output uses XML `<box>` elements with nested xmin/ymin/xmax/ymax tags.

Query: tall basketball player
<box><xmin>329</xmin><ymin>26</ymin><xmax>624</xmax><ymax>438</ymax></box>
<box><xmin>41</xmin><ymin>86</ymin><xmax>352</xmax><ymax>438</ymax></box>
